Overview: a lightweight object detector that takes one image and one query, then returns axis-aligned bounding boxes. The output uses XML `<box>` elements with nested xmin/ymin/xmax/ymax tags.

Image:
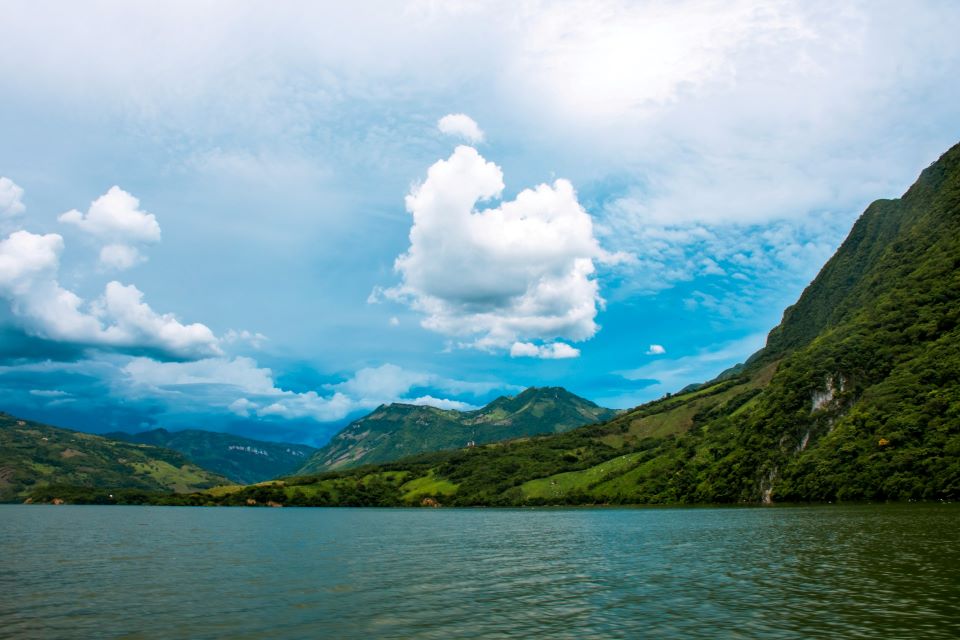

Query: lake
<box><xmin>1</xmin><ymin>504</ymin><xmax>958</xmax><ymax>638</ymax></box>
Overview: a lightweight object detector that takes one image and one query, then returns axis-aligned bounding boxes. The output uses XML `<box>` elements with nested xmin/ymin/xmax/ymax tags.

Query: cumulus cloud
<box><xmin>407</xmin><ymin>395</ymin><xmax>475</xmax><ymax>411</ymax></box>
<box><xmin>510</xmin><ymin>341</ymin><xmax>580</xmax><ymax>359</ymax></box>
<box><xmin>325</xmin><ymin>363</ymin><xmax>505</xmax><ymax>400</ymax></box>
<box><xmin>123</xmin><ymin>358</ymin><xmax>503</xmax><ymax>423</ymax></box>
<box><xmin>438</xmin><ymin>113</ymin><xmax>485</xmax><ymax>143</ymax></box>
<box><xmin>123</xmin><ymin>356</ymin><xmax>352</xmax><ymax>421</ymax></box>
<box><xmin>385</xmin><ymin>144</ymin><xmax>620</xmax><ymax>356</ymax></box>
<box><xmin>124</xmin><ymin>356</ymin><xmax>282</xmax><ymax>395</ymax></box>
<box><xmin>257</xmin><ymin>391</ymin><xmax>355</xmax><ymax>422</ymax></box>
<box><xmin>0</xmin><ymin>230</ymin><xmax>220</xmax><ymax>359</ymax></box>
<box><xmin>327</xmin><ymin>363</ymin><xmax>430</xmax><ymax>399</ymax></box>
<box><xmin>223</xmin><ymin>329</ymin><xmax>269</xmax><ymax>349</ymax></box>
<box><xmin>0</xmin><ymin>177</ymin><xmax>25</xmax><ymax>219</ymax></box>
<box><xmin>59</xmin><ymin>186</ymin><xmax>160</xmax><ymax>241</ymax></box>
<box><xmin>646</xmin><ymin>344</ymin><xmax>666</xmax><ymax>355</ymax></box>
<box><xmin>99</xmin><ymin>243</ymin><xmax>145</xmax><ymax>270</ymax></box>
<box><xmin>228</xmin><ymin>398</ymin><xmax>258</xmax><ymax>417</ymax></box>
<box><xmin>59</xmin><ymin>186</ymin><xmax>160</xmax><ymax>270</ymax></box>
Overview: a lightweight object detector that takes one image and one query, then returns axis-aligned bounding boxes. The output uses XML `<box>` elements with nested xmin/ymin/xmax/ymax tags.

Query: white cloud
<box><xmin>59</xmin><ymin>186</ymin><xmax>161</xmax><ymax>243</ymax></box>
<box><xmin>0</xmin><ymin>230</ymin><xmax>220</xmax><ymax>359</ymax></box>
<box><xmin>123</xmin><ymin>356</ymin><xmax>352</xmax><ymax>421</ymax></box>
<box><xmin>407</xmin><ymin>395</ymin><xmax>476</xmax><ymax>411</ymax></box>
<box><xmin>510</xmin><ymin>341</ymin><xmax>580</xmax><ymax>359</ymax></box>
<box><xmin>124</xmin><ymin>356</ymin><xmax>277</xmax><ymax>394</ymax></box>
<box><xmin>123</xmin><ymin>358</ymin><xmax>504</xmax><ymax>423</ymax></box>
<box><xmin>389</xmin><ymin>316</ymin><xmax>399</xmax><ymax>326</ymax></box>
<box><xmin>29</xmin><ymin>389</ymin><xmax>70</xmax><ymax>397</ymax></box>
<box><xmin>618</xmin><ymin>333</ymin><xmax>767</xmax><ymax>399</ymax></box>
<box><xmin>257</xmin><ymin>391</ymin><xmax>356</xmax><ymax>422</ymax></box>
<box><xmin>328</xmin><ymin>363</ymin><xmax>430</xmax><ymax>400</ymax></box>
<box><xmin>325</xmin><ymin>362</ymin><xmax>506</xmax><ymax>400</ymax></box>
<box><xmin>99</xmin><ymin>243</ymin><xmax>144</xmax><ymax>270</ymax></box>
<box><xmin>510</xmin><ymin>1</ymin><xmax>812</xmax><ymax>124</ymax></box>
<box><xmin>95</xmin><ymin>282</ymin><xmax>221</xmax><ymax>358</ymax></box>
<box><xmin>646</xmin><ymin>344</ymin><xmax>666</xmax><ymax>355</ymax></box>
<box><xmin>228</xmin><ymin>397</ymin><xmax>257</xmax><ymax>417</ymax></box>
<box><xmin>0</xmin><ymin>230</ymin><xmax>104</xmax><ymax>341</ymax></box>
<box><xmin>59</xmin><ymin>186</ymin><xmax>161</xmax><ymax>270</ymax></box>
<box><xmin>223</xmin><ymin>329</ymin><xmax>269</xmax><ymax>349</ymax></box>
<box><xmin>386</xmin><ymin>145</ymin><xmax>620</xmax><ymax>354</ymax></box>
<box><xmin>0</xmin><ymin>177</ymin><xmax>25</xmax><ymax>218</ymax></box>
<box><xmin>438</xmin><ymin>113</ymin><xmax>485</xmax><ymax>143</ymax></box>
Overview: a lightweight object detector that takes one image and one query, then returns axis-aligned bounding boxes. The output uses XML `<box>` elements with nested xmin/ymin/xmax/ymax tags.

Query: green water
<box><xmin>1</xmin><ymin>504</ymin><xmax>957</xmax><ymax>638</ymax></box>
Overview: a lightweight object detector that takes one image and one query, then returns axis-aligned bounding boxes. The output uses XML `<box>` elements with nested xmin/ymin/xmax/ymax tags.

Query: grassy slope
<box><xmin>1</xmin><ymin>413</ymin><xmax>229</xmax><ymax>502</ymax></box>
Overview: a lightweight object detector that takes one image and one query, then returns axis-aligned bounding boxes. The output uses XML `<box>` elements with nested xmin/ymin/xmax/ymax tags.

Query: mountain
<box><xmin>26</xmin><ymin>141</ymin><xmax>960</xmax><ymax>508</ymax></box>
<box><xmin>105</xmin><ymin>428</ymin><xmax>316</xmax><ymax>484</ymax></box>
<box><xmin>0</xmin><ymin>412</ymin><xmax>228</xmax><ymax>502</ymax></box>
<box><xmin>297</xmin><ymin>387</ymin><xmax>618</xmax><ymax>473</ymax></box>
<box><xmin>178</xmin><ymin>141</ymin><xmax>959</xmax><ymax>508</ymax></box>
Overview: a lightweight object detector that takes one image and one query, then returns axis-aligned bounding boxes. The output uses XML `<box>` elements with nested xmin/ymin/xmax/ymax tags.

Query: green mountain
<box><xmin>1</xmin><ymin>413</ymin><xmax>228</xmax><ymax>502</ymax></box>
<box><xmin>24</xmin><ymin>141</ymin><xmax>960</xmax><ymax>508</ymax></box>
<box><xmin>105</xmin><ymin>428</ymin><xmax>316</xmax><ymax>484</ymax></box>
<box><xmin>180</xmin><ymin>140</ymin><xmax>959</xmax><ymax>508</ymax></box>
<box><xmin>297</xmin><ymin>387</ymin><xmax>618</xmax><ymax>473</ymax></box>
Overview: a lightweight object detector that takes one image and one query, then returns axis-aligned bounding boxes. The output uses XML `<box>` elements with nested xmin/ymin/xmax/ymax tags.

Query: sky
<box><xmin>1</xmin><ymin>1</ymin><xmax>959</xmax><ymax>445</ymax></box>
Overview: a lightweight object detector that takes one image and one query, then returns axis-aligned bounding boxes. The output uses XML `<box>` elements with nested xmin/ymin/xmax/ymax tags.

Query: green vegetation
<box><xmin>105</xmin><ymin>428</ymin><xmax>316</xmax><ymax>484</ymax></box>
<box><xmin>0</xmin><ymin>414</ymin><xmax>228</xmax><ymax>502</ymax></box>
<box><xmin>298</xmin><ymin>386</ymin><xmax>618</xmax><ymax>472</ymax></box>
<box><xmin>21</xmin><ymin>141</ymin><xmax>960</xmax><ymax>508</ymax></box>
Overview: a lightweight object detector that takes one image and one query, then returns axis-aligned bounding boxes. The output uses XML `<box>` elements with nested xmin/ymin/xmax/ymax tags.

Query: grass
<box><xmin>520</xmin><ymin>452</ymin><xmax>647</xmax><ymax>500</ymax></box>
<box><xmin>400</xmin><ymin>471</ymin><xmax>458</xmax><ymax>500</ymax></box>
<box><xmin>130</xmin><ymin>461</ymin><xmax>221</xmax><ymax>493</ymax></box>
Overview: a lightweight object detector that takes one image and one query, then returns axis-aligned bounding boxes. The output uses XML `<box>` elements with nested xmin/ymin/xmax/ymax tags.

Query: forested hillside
<box><xmin>26</xmin><ymin>142</ymin><xmax>960</xmax><ymax>507</ymax></box>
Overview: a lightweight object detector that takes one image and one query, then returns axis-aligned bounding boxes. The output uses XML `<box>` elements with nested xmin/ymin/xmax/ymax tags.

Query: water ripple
<box><xmin>1</xmin><ymin>504</ymin><xmax>958</xmax><ymax>639</ymax></box>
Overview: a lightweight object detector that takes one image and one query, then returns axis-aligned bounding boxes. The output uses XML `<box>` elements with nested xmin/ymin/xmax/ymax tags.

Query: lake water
<box><xmin>1</xmin><ymin>504</ymin><xmax>958</xmax><ymax>639</ymax></box>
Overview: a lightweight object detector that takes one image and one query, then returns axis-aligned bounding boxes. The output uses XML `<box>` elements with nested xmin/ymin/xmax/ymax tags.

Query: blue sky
<box><xmin>1</xmin><ymin>1</ymin><xmax>959</xmax><ymax>445</ymax></box>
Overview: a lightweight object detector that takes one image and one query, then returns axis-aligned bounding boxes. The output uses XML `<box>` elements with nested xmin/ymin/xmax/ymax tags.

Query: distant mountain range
<box><xmin>14</xmin><ymin>141</ymin><xmax>960</xmax><ymax>507</ymax></box>
<box><xmin>105</xmin><ymin>429</ymin><xmax>316</xmax><ymax>484</ymax></box>
<box><xmin>0</xmin><ymin>413</ymin><xmax>227</xmax><ymax>502</ymax></box>
<box><xmin>298</xmin><ymin>387</ymin><xmax>618</xmax><ymax>473</ymax></box>
<box><xmin>86</xmin><ymin>139</ymin><xmax>960</xmax><ymax>508</ymax></box>
<box><xmin>2</xmin><ymin>387</ymin><xmax>615</xmax><ymax>501</ymax></box>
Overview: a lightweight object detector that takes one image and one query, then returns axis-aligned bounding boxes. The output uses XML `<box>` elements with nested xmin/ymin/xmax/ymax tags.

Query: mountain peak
<box><xmin>298</xmin><ymin>386</ymin><xmax>616</xmax><ymax>473</ymax></box>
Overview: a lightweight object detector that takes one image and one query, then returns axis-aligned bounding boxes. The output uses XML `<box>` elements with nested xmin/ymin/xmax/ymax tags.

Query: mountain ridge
<box><xmin>297</xmin><ymin>386</ymin><xmax>618</xmax><ymax>473</ymax></box>
<box><xmin>105</xmin><ymin>428</ymin><xmax>316</xmax><ymax>484</ymax></box>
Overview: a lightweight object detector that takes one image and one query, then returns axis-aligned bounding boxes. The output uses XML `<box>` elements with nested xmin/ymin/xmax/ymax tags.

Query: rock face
<box><xmin>298</xmin><ymin>387</ymin><xmax>618</xmax><ymax>473</ymax></box>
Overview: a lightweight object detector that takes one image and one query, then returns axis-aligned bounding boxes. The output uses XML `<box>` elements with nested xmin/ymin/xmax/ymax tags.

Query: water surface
<box><xmin>1</xmin><ymin>504</ymin><xmax>957</xmax><ymax>638</ymax></box>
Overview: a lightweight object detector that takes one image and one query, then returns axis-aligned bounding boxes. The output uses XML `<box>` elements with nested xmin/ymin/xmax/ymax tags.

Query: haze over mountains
<box><xmin>105</xmin><ymin>429</ymin><xmax>316</xmax><ymax>484</ymax></box>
